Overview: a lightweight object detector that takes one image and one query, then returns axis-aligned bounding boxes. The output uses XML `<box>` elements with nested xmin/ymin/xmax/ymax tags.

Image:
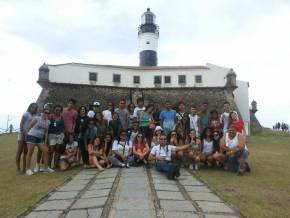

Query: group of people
<box><xmin>273</xmin><ymin>122</ymin><xmax>289</xmax><ymax>131</ymax></box>
<box><xmin>16</xmin><ymin>97</ymin><xmax>250</xmax><ymax>180</ymax></box>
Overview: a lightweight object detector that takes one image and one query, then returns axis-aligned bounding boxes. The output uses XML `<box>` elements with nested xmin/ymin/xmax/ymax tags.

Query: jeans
<box><xmin>155</xmin><ymin>160</ymin><xmax>172</xmax><ymax>173</ymax></box>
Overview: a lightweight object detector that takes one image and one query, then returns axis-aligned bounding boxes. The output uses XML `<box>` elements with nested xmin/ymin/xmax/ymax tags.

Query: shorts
<box><xmin>49</xmin><ymin>133</ymin><xmax>64</xmax><ymax>146</ymax></box>
<box><xmin>26</xmin><ymin>135</ymin><xmax>44</xmax><ymax>145</ymax></box>
<box><xmin>202</xmin><ymin>152</ymin><xmax>212</xmax><ymax>156</ymax></box>
<box><xmin>17</xmin><ymin>132</ymin><xmax>25</xmax><ymax>141</ymax></box>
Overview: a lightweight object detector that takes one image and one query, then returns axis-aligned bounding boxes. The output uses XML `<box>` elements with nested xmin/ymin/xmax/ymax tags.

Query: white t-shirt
<box><xmin>189</xmin><ymin>114</ymin><xmax>199</xmax><ymax>133</ymax></box>
<box><xmin>220</xmin><ymin>112</ymin><xmax>230</xmax><ymax>133</ymax></box>
<box><xmin>202</xmin><ymin>139</ymin><xmax>213</xmax><ymax>154</ymax></box>
<box><xmin>112</xmin><ymin>140</ymin><xmax>132</xmax><ymax>156</ymax></box>
<box><xmin>133</xmin><ymin>107</ymin><xmax>145</xmax><ymax>120</ymax></box>
<box><xmin>102</xmin><ymin>110</ymin><xmax>112</xmax><ymax>123</ymax></box>
<box><xmin>66</xmin><ymin>141</ymin><xmax>78</xmax><ymax>152</ymax></box>
<box><xmin>87</xmin><ymin>110</ymin><xmax>95</xmax><ymax>118</ymax></box>
<box><xmin>129</xmin><ymin>130</ymin><xmax>138</xmax><ymax>143</ymax></box>
<box><xmin>150</xmin><ymin>144</ymin><xmax>176</xmax><ymax>161</ymax></box>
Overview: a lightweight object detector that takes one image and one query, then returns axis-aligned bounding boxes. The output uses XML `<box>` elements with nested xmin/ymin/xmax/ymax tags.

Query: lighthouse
<box><xmin>138</xmin><ymin>8</ymin><xmax>159</xmax><ymax>66</ymax></box>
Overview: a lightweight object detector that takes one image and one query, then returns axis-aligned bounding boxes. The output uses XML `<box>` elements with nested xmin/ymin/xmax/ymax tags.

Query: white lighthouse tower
<box><xmin>138</xmin><ymin>8</ymin><xmax>159</xmax><ymax>66</ymax></box>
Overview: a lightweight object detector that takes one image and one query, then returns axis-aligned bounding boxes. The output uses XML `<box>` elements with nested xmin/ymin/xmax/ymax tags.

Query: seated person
<box><xmin>217</xmin><ymin>124</ymin><xmax>250</xmax><ymax>175</ymax></box>
<box><xmin>187</xmin><ymin>129</ymin><xmax>202</xmax><ymax>170</ymax></box>
<box><xmin>132</xmin><ymin>132</ymin><xmax>150</xmax><ymax>165</ymax></box>
<box><xmin>200</xmin><ymin>127</ymin><xmax>215</xmax><ymax>167</ymax></box>
<box><xmin>148</xmin><ymin>133</ymin><xmax>190</xmax><ymax>180</ymax></box>
<box><xmin>88</xmin><ymin>136</ymin><xmax>107</xmax><ymax>171</ymax></box>
<box><xmin>59</xmin><ymin>134</ymin><xmax>78</xmax><ymax>171</ymax></box>
<box><xmin>110</xmin><ymin>130</ymin><xmax>134</xmax><ymax>168</ymax></box>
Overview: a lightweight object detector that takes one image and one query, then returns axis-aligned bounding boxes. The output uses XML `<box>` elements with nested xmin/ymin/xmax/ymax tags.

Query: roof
<box><xmin>47</xmin><ymin>62</ymin><xmax>210</xmax><ymax>70</ymax></box>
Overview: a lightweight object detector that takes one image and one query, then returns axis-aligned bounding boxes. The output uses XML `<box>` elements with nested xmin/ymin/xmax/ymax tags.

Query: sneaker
<box><xmin>43</xmin><ymin>167</ymin><xmax>55</xmax><ymax>173</ymax></box>
<box><xmin>125</xmin><ymin>163</ymin><xmax>130</xmax><ymax>168</ymax></box>
<box><xmin>39</xmin><ymin>164</ymin><xmax>44</xmax><ymax>172</ymax></box>
<box><xmin>245</xmin><ymin>162</ymin><xmax>251</xmax><ymax>172</ymax></box>
<box><xmin>26</xmin><ymin>169</ymin><xmax>34</xmax><ymax>176</ymax></box>
<box><xmin>33</xmin><ymin>164</ymin><xmax>39</xmax><ymax>173</ymax></box>
<box><xmin>121</xmin><ymin>163</ymin><xmax>126</xmax><ymax>168</ymax></box>
<box><xmin>194</xmin><ymin>164</ymin><xmax>199</xmax><ymax>171</ymax></box>
<box><xmin>189</xmin><ymin>164</ymin><xmax>194</xmax><ymax>170</ymax></box>
<box><xmin>237</xmin><ymin>167</ymin><xmax>245</xmax><ymax>176</ymax></box>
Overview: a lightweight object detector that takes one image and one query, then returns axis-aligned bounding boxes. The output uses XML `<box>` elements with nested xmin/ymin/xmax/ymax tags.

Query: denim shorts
<box><xmin>229</xmin><ymin>149</ymin><xmax>249</xmax><ymax>160</ymax></box>
<box><xmin>26</xmin><ymin>135</ymin><xmax>44</xmax><ymax>145</ymax></box>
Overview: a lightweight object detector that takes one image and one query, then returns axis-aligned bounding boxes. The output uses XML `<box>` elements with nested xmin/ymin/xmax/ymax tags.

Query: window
<box><xmin>146</xmin><ymin>41</ymin><xmax>150</xmax><ymax>44</ymax></box>
<box><xmin>164</xmin><ymin>76</ymin><xmax>171</xmax><ymax>84</ymax></box>
<box><xmin>113</xmin><ymin>74</ymin><xmax>121</xmax><ymax>83</ymax></box>
<box><xmin>178</xmin><ymin>75</ymin><xmax>186</xmax><ymax>84</ymax></box>
<box><xmin>133</xmin><ymin>76</ymin><xmax>140</xmax><ymax>84</ymax></box>
<box><xmin>154</xmin><ymin>76</ymin><xmax>162</xmax><ymax>84</ymax></box>
<box><xmin>89</xmin><ymin>72</ymin><xmax>97</xmax><ymax>81</ymax></box>
<box><xmin>195</xmin><ymin>75</ymin><xmax>202</xmax><ymax>83</ymax></box>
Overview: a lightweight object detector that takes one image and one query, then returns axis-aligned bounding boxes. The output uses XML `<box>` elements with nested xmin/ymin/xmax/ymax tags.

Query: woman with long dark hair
<box><xmin>132</xmin><ymin>132</ymin><xmax>150</xmax><ymax>166</ymax></box>
<box><xmin>200</xmin><ymin>127</ymin><xmax>215</xmax><ymax>167</ymax></box>
<box><xmin>88</xmin><ymin>136</ymin><xmax>107</xmax><ymax>171</ymax></box>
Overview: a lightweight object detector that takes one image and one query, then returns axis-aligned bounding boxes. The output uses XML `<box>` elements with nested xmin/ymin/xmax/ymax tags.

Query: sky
<box><xmin>1</xmin><ymin>0</ymin><xmax>290</xmax><ymax>130</ymax></box>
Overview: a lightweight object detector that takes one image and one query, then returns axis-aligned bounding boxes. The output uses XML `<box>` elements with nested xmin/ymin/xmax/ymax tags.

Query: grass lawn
<box><xmin>0</xmin><ymin>133</ymin><xmax>79</xmax><ymax>218</ymax></box>
<box><xmin>196</xmin><ymin>129</ymin><xmax>290</xmax><ymax>218</ymax></box>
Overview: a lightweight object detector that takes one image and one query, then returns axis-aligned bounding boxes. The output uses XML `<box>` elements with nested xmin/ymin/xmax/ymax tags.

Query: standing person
<box><xmin>199</xmin><ymin>102</ymin><xmax>210</xmax><ymax>133</ymax></box>
<box><xmin>88</xmin><ymin>136</ymin><xmax>107</xmax><ymax>171</ymax></box>
<box><xmin>75</xmin><ymin>105</ymin><xmax>89</xmax><ymax>165</ymax></box>
<box><xmin>175</xmin><ymin>115</ymin><xmax>190</xmax><ymax>144</ymax></box>
<box><xmin>109</xmin><ymin>112</ymin><xmax>122</xmax><ymax>139</ymax></box>
<box><xmin>110</xmin><ymin>130</ymin><xmax>134</xmax><ymax>168</ymax></box>
<box><xmin>94</xmin><ymin>112</ymin><xmax>108</xmax><ymax>138</ymax></box>
<box><xmin>128</xmin><ymin>121</ymin><xmax>140</xmax><ymax>144</ymax></box>
<box><xmin>102</xmin><ymin>101</ymin><xmax>114</xmax><ymax>124</ymax></box>
<box><xmin>48</xmin><ymin>105</ymin><xmax>65</xmax><ymax>169</ymax></box>
<box><xmin>200</xmin><ymin>127</ymin><xmax>214</xmax><ymax>167</ymax></box>
<box><xmin>127</xmin><ymin>103</ymin><xmax>135</xmax><ymax>130</ymax></box>
<box><xmin>132</xmin><ymin>132</ymin><xmax>150</xmax><ymax>166</ymax></box>
<box><xmin>59</xmin><ymin>133</ymin><xmax>78</xmax><ymax>171</ymax></box>
<box><xmin>152</xmin><ymin>102</ymin><xmax>161</xmax><ymax>126</ymax></box>
<box><xmin>220</xmin><ymin>101</ymin><xmax>231</xmax><ymax>133</ymax></box>
<box><xmin>115</xmin><ymin>99</ymin><xmax>130</xmax><ymax>130</ymax></box>
<box><xmin>139</xmin><ymin>104</ymin><xmax>154</xmax><ymax>142</ymax></box>
<box><xmin>62</xmin><ymin>98</ymin><xmax>78</xmax><ymax>145</ymax></box>
<box><xmin>87</xmin><ymin>101</ymin><xmax>101</xmax><ymax>118</ymax></box>
<box><xmin>216</xmin><ymin>124</ymin><xmax>250</xmax><ymax>175</ymax></box>
<box><xmin>25</xmin><ymin>108</ymin><xmax>54</xmax><ymax>175</ymax></box>
<box><xmin>16</xmin><ymin>103</ymin><xmax>38</xmax><ymax>174</ymax></box>
<box><xmin>229</xmin><ymin>111</ymin><xmax>246</xmax><ymax>136</ymax></box>
<box><xmin>148</xmin><ymin>133</ymin><xmax>190</xmax><ymax>180</ymax></box>
<box><xmin>187</xmin><ymin>129</ymin><xmax>202</xmax><ymax>170</ymax></box>
<box><xmin>83</xmin><ymin>119</ymin><xmax>98</xmax><ymax>167</ymax></box>
<box><xmin>133</xmin><ymin>98</ymin><xmax>145</xmax><ymax>122</ymax></box>
<box><xmin>209</xmin><ymin>110</ymin><xmax>222</xmax><ymax>133</ymax></box>
<box><xmin>188</xmin><ymin>105</ymin><xmax>201</xmax><ymax>137</ymax></box>
<box><xmin>176</xmin><ymin>101</ymin><xmax>188</xmax><ymax>122</ymax></box>
<box><xmin>160</xmin><ymin>100</ymin><xmax>177</xmax><ymax>135</ymax></box>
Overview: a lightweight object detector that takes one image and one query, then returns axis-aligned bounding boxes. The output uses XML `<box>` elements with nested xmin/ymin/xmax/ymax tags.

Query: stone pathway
<box><xmin>23</xmin><ymin>167</ymin><xmax>243</xmax><ymax>218</ymax></box>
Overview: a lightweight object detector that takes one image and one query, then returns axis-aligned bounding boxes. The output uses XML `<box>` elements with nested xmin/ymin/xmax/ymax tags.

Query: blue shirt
<box><xmin>160</xmin><ymin>109</ymin><xmax>176</xmax><ymax>130</ymax></box>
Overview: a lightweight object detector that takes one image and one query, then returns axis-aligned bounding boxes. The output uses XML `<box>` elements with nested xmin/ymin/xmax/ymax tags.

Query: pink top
<box><xmin>62</xmin><ymin>109</ymin><xmax>77</xmax><ymax>134</ymax></box>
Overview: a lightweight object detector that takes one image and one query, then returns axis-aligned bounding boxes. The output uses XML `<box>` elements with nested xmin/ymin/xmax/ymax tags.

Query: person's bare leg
<box><xmin>39</xmin><ymin>144</ymin><xmax>49</xmax><ymax>169</ymax></box>
<box><xmin>54</xmin><ymin>144</ymin><xmax>60</xmax><ymax>168</ymax></box>
<box><xmin>16</xmin><ymin>140</ymin><xmax>24</xmax><ymax>174</ymax></box>
<box><xmin>91</xmin><ymin>156</ymin><xmax>104</xmax><ymax>170</ymax></box>
<box><xmin>48</xmin><ymin>146</ymin><xmax>54</xmax><ymax>168</ymax></box>
<box><xmin>26</xmin><ymin>144</ymin><xmax>35</xmax><ymax>170</ymax></box>
<box><xmin>22</xmin><ymin>142</ymin><xmax>28</xmax><ymax>174</ymax></box>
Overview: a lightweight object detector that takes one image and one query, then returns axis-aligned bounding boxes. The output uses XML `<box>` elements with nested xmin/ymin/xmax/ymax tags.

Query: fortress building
<box><xmin>37</xmin><ymin>8</ymin><xmax>251</xmax><ymax>134</ymax></box>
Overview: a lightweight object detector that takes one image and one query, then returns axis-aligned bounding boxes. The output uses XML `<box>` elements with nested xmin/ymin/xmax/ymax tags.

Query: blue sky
<box><xmin>1</xmin><ymin>0</ymin><xmax>290</xmax><ymax>129</ymax></box>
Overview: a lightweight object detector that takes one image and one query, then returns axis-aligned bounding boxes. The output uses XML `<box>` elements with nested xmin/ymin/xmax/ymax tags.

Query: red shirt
<box><xmin>133</xmin><ymin>142</ymin><xmax>146</xmax><ymax>152</ymax></box>
<box><xmin>234</xmin><ymin>120</ymin><xmax>245</xmax><ymax>134</ymax></box>
<box><xmin>62</xmin><ymin>109</ymin><xmax>78</xmax><ymax>134</ymax></box>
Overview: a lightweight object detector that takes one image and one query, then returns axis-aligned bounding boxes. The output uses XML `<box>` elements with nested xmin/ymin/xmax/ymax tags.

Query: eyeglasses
<box><xmin>160</xmin><ymin>138</ymin><xmax>167</xmax><ymax>141</ymax></box>
<box><xmin>171</xmin><ymin>133</ymin><xmax>177</xmax><ymax>136</ymax></box>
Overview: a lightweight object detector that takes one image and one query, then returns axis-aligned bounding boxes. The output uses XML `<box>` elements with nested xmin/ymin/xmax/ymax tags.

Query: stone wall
<box><xmin>36</xmin><ymin>82</ymin><xmax>239</xmax><ymax>113</ymax></box>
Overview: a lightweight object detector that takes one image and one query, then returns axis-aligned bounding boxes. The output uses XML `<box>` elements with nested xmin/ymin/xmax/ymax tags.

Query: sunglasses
<box><xmin>44</xmin><ymin>111</ymin><xmax>50</xmax><ymax>114</ymax></box>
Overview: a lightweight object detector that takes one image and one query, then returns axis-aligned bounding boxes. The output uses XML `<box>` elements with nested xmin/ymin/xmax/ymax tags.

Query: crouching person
<box><xmin>59</xmin><ymin>134</ymin><xmax>78</xmax><ymax>171</ymax></box>
<box><xmin>109</xmin><ymin>130</ymin><xmax>134</xmax><ymax>168</ymax></box>
<box><xmin>88</xmin><ymin>136</ymin><xmax>107</xmax><ymax>171</ymax></box>
<box><xmin>148</xmin><ymin>133</ymin><xmax>190</xmax><ymax>180</ymax></box>
<box><xmin>217</xmin><ymin>124</ymin><xmax>250</xmax><ymax>175</ymax></box>
<box><xmin>133</xmin><ymin>132</ymin><xmax>150</xmax><ymax>166</ymax></box>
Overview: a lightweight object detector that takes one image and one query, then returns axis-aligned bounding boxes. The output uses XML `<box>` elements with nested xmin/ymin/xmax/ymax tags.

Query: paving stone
<box><xmin>74</xmin><ymin>174</ymin><xmax>95</xmax><ymax>180</ymax></box>
<box><xmin>65</xmin><ymin>209</ymin><xmax>87</xmax><ymax>218</ymax></box>
<box><xmin>34</xmin><ymin>199</ymin><xmax>73</xmax><ymax>211</ymax></box>
<box><xmin>89</xmin><ymin>183</ymin><xmax>113</xmax><ymax>190</ymax></box>
<box><xmin>114</xmin><ymin>198</ymin><xmax>152</xmax><ymax>210</ymax></box>
<box><xmin>58</xmin><ymin>184</ymin><xmax>86</xmax><ymax>192</ymax></box>
<box><xmin>163</xmin><ymin>211</ymin><xmax>199</xmax><ymax>218</ymax></box>
<box><xmin>97</xmin><ymin>173</ymin><xmax>117</xmax><ymax>179</ymax></box>
<box><xmin>160</xmin><ymin>200</ymin><xmax>196</xmax><ymax>212</ymax></box>
<box><xmin>79</xmin><ymin>170</ymin><xmax>98</xmax><ymax>175</ymax></box>
<box><xmin>95</xmin><ymin>177</ymin><xmax>115</xmax><ymax>184</ymax></box>
<box><xmin>121</xmin><ymin>182</ymin><xmax>149</xmax><ymax>190</ymax></box>
<box><xmin>88</xmin><ymin>208</ymin><xmax>103</xmax><ymax>217</ymax></box>
<box><xmin>121</xmin><ymin>178</ymin><xmax>148</xmax><ymax>184</ymax></box>
<box><xmin>48</xmin><ymin>191</ymin><xmax>79</xmax><ymax>200</ymax></box>
<box><xmin>183</xmin><ymin>185</ymin><xmax>211</xmax><ymax>193</ymax></box>
<box><xmin>82</xmin><ymin>189</ymin><xmax>110</xmax><ymax>198</ymax></box>
<box><xmin>118</xmin><ymin>189</ymin><xmax>149</xmax><ymax>198</ymax></box>
<box><xmin>204</xmin><ymin>214</ymin><xmax>240</xmax><ymax>218</ymax></box>
<box><xmin>188</xmin><ymin>192</ymin><xmax>222</xmax><ymax>202</ymax></box>
<box><xmin>72</xmin><ymin>197</ymin><xmax>107</xmax><ymax>209</ymax></box>
<box><xmin>197</xmin><ymin>201</ymin><xmax>235</xmax><ymax>213</ymax></box>
<box><xmin>179</xmin><ymin>179</ymin><xmax>204</xmax><ymax>186</ymax></box>
<box><xmin>157</xmin><ymin>191</ymin><xmax>185</xmax><ymax>200</ymax></box>
<box><xmin>25</xmin><ymin>211</ymin><xmax>63</xmax><ymax>218</ymax></box>
<box><xmin>154</xmin><ymin>184</ymin><xmax>179</xmax><ymax>191</ymax></box>
<box><xmin>152</xmin><ymin>178</ymin><xmax>177</xmax><ymax>185</ymax></box>
<box><xmin>109</xmin><ymin>209</ymin><xmax>155</xmax><ymax>218</ymax></box>
<box><xmin>66</xmin><ymin>179</ymin><xmax>90</xmax><ymax>186</ymax></box>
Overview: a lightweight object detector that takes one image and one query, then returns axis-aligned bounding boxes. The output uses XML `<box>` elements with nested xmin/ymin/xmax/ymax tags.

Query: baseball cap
<box><xmin>92</xmin><ymin>101</ymin><xmax>100</xmax><ymax>106</ymax></box>
<box><xmin>155</xmin><ymin>126</ymin><xmax>163</xmax><ymax>131</ymax></box>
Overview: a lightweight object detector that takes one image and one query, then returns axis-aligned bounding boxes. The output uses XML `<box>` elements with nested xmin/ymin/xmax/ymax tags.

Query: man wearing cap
<box><xmin>87</xmin><ymin>101</ymin><xmax>101</xmax><ymax>118</ymax></box>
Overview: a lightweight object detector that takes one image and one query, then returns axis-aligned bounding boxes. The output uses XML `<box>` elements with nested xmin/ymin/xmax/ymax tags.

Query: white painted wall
<box><xmin>47</xmin><ymin>63</ymin><xmax>230</xmax><ymax>88</ymax></box>
<box><xmin>138</xmin><ymin>32</ymin><xmax>158</xmax><ymax>51</ymax></box>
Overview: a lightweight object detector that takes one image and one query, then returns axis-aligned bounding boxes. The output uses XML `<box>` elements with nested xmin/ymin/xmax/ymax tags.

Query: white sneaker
<box><xmin>194</xmin><ymin>164</ymin><xmax>199</xmax><ymax>171</ymax></box>
<box><xmin>33</xmin><ymin>164</ymin><xmax>39</xmax><ymax>173</ymax></box>
<box><xmin>43</xmin><ymin>167</ymin><xmax>55</xmax><ymax>173</ymax></box>
<box><xmin>26</xmin><ymin>169</ymin><xmax>34</xmax><ymax>176</ymax></box>
<box><xmin>125</xmin><ymin>163</ymin><xmax>130</xmax><ymax>168</ymax></box>
<box><xmin>189</xmin><ymin>164</ymin><xmax>194</xmax><ymax>170</ymax></box>
<box><xmin>39</xmin><ymin>164</ymin><xmax>44</xmax><ymax>172</ymax></box>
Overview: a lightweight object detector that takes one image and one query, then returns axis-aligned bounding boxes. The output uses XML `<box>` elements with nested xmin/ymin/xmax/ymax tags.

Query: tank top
<box><xmin>225</xmin><ymin>133</ymin><xmax>248</xmax><ymax>150</ymax></box>
<box><xmin>203</xmin><ymin>139</ymin><xmax>213</xmax><ymax>153</ymax></box>
<box><xmin>190</xmin><ymin>138</ymin><xmax>199</xmax><ymax>150</ymax></box>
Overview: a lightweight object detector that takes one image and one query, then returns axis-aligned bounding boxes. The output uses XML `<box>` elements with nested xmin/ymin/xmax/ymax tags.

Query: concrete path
<box><xmin>24</xmin><ymin>167</ymin><xmax>242</xmax><ymax>218</ymax></box>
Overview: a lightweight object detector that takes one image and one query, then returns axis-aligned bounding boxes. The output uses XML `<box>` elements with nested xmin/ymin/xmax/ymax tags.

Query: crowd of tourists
<box><xmin>273</xmin><ymin>122</ymin><xmax>289</xmax><ymax>131</ymax></box>
<box><xmin>16</xmin><ymin>97</ymin><xmax>250</xmax><ymax>180</ymax></box>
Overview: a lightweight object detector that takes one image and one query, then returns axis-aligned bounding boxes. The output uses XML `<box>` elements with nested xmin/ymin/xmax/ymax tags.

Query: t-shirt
<box><xmin>202</xmin><ymin>139</ymin><xmax>213</xmax><ymax>154</ymax></box>
<box><xmin>176</xmin><ymin>111</ymin><xmax>188</xmax><ymax>121</ymax></box>
<box><xmin>199</xmin><ymin>112</ymin><xmax>209</xmax><ymax>129</ymax></box>
<box><xmin>28</xmin><ymin>116</ymin><xmax>50</xmax><ymax>138</ymax></box>
<box><xmin>87</xmin><ymin>110</ymin><xmax>95</xmax><ymax>118</ymax></box>
<box><xmin>160</xmin><ymin>109</ymin><xmax>176</xmax><ymax>131</ymax></box>
<box><xmin>129</xmin><ymin>130</ymin><xmax>138</xmax><ymax>143</ymax></box>
<box><xmin>189</xmin><ymin>114</ymin><xmax>199</xmax><ymax>133</ymax></box>
<box><xmin>234</xmin><ymin>120</ymin><xmax>245</xmax><ymax>134</ymax></box>
<box><xmin>102</xmin><ymin>110</ymin><xmax>112</xmax><ymax>123</ymax></box>
<box><xmin>139</xmin><ymin>112</ymin><xmax>152</xmax><ymax>127</ymax></box>
<box><xmin>150</xmin><ymin>144</ymin><xmax>176</xmax><ymax>161</ymax></box>
<box><xmin>66</xmin><ymin>141</ymin><xmax>78</xmax><ymax>152</ymax></box>
<box><xmin>220</xmin><ymin>112</ymin><xmax>230</xmax><ymax>133</ymax></box>
<box><xmin>84</xmin><ymin>127</ymin><xmax>98</xmax><ymax>144</ymax></box>
<box><xmin>112</xmin><ymin>140</ymin><xmax>132</xmax><ymax>156</ymax></box>
<box><xmin>133</xmin><ymin>107</ymin><xmax>145</xmax><ymax>121</ymax></box>
<box><xmin>21</xmin><ymin>112</ymin><xmax>36</xmax><ymax>134</ymax></box>
<box><xmin>48</xmin><ymin>117</ymin><xmax>64</xmax><ymax>134</ymax></box>
<box><xmin>62</xmin><ymin>109</ymin><xmax>77</xmax><ymax>134</ymax></box>
<box><xmin>115</xmin><ymin>108</ymin><xmax>129</xmax><ymax>129</ymax></box>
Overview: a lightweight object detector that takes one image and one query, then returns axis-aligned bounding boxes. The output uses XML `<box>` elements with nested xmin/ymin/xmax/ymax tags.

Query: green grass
<box><xmin>0</xmin><ymin>133</ymin><xmax>79</xmax><ymax>218</ymax></box>
<box><xmin>196</xmin><ymin>129</ymin><xmax>290</xmax><ymax>218</ymax></box>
